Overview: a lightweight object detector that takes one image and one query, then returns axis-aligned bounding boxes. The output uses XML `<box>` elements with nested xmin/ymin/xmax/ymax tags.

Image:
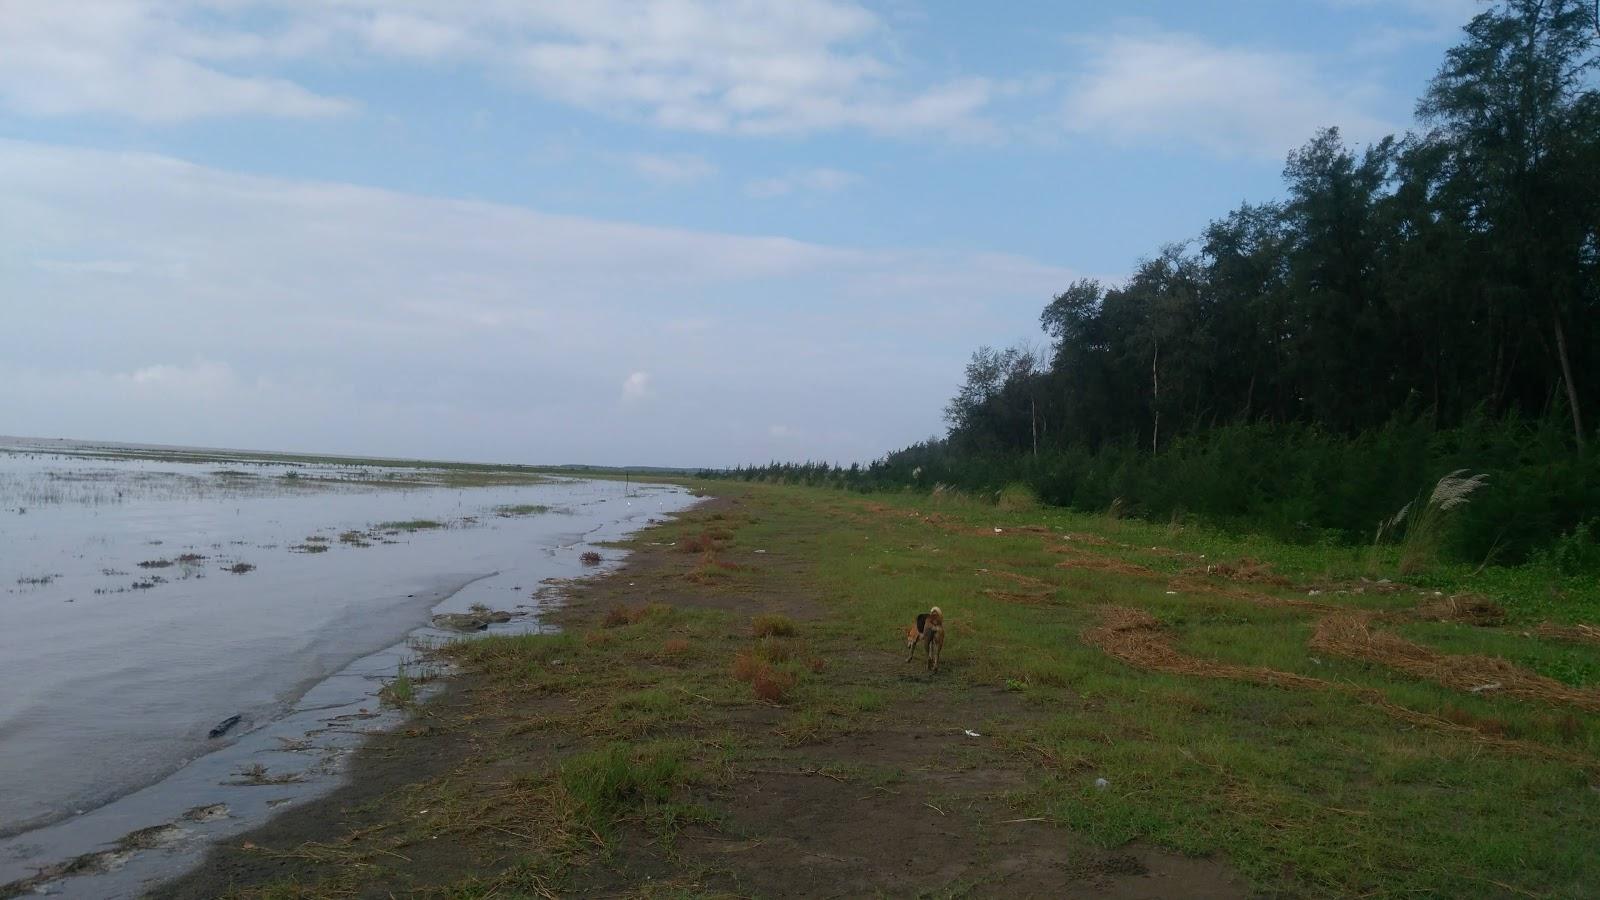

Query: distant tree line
<box><xmin>708</xmin><ymin>1</ymin><xmax>1600</xmax><ymax>567</ymax></box>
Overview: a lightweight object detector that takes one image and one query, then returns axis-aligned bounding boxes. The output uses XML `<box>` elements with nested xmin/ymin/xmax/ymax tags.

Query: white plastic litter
<box><xmin>1094</xmin><ymin>778</ymin><xmax>1110</xmax><ymax>791</ymax></box>
<box><xmin>964</xmin><ymin>729</ymin><xmax>981</xmax><ymax>737</ymax></box>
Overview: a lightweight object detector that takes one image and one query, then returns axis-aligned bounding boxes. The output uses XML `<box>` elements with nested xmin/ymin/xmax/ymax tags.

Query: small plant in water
<box><xmin>581</xmin><ymin>550</ymin><xmax>603</xmax><ymax>566</ymax></box>
<box><xmin>381</xmin><ymin>664</ymin><xmax>417</xmax><ymax>707</ymax></box>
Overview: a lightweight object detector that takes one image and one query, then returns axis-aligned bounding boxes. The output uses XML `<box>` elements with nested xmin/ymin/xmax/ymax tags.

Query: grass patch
<box><xmin>378</xmin><ymin>519</ymin><xmax>445</xmax><ymax>532</ymax></box>
<box><xmin>495</xmin><ymin>504</ymin><xmax>551</xmax><ymax>517</ymax></box>
<box><xmin>751</xmin><ymin>613</ymin><xmax>796</xmax><ymax>638</ymax></box>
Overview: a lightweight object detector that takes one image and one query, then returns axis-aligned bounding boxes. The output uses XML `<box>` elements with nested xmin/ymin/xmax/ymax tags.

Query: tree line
<box><xmin>711</xmin><ymin>1</ymin><xmax>1600</xmax><ymax>567</ymax></box>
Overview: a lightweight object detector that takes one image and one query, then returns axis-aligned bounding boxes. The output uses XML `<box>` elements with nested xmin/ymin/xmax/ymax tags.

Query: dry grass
<box><xmin>601</xmin><ymin>603</ymin><xmax>668</xmax><ymax>629</ymax></box>
<box><xmin>750</xmin><ymin>667</ymin><xmax>797</xmax><ymax>704</ymax></box>
<box><xmin>1414</xmin><ymin>593</ymin><xmax>1507</xmax><ymax>626</ymax></box>
<box><xmin>678</xmin><ymin>532</ymin><xmax>718</xmax><ymax>554</ymax></box>
<box><xmin>1177</xmin><ymin>557</ymin><xmax>1291</xmax><ymax>586</ymax></box>
<box><xmin>981</xmin><ymin>568</ymin><xmax>1056</xmax><ymax>590</ymax></box>
<box><xmin>982</xmin><ymin>588</ymin><xmax>1053</xmax><ymax>606</ymax></box>
<box><xmin>1534</xmin><ymin>622</ymin><xmax>1600</xmax><ymax>646</ymax></box>
<box><xmin>581</xmin><ymin>551</ymin><xmax>603</xmax><ymax>566</ymax></box>
<box><xmin>1053</xmin><ymin>551</ymin><xmax>1157</xmax><ymax>578</ymax></box>
<box><xmin>1310</xmin><ymin>611</ymin><xmax>1600</xmax><ymax>712</ymax></box>
<box><xmin>1168</xmin><ymin>577</ymin><xmax>1336</xmax><ymax>612</ymax></box>
<box><xmin>1084</xmin><ymin>606</ymin><xmax>1600</xmax><ymax>770</ymax></box>
<box><xmin>730</xmin><ymin>649</ymin><xmax>762</xmax><ymax>682</ymax></box>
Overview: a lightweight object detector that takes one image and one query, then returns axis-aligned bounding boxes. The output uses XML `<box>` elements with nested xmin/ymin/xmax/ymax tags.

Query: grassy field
<box><xmin>160</xmin><ymin>481</ymin><xmax>1600</xmax><ymax>899</ymax></box>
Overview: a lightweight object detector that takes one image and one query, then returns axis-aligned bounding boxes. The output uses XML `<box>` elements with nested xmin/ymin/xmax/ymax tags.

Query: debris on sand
<box><xmin>208</xmin><ymin>714</ymin><xmax>242</xmax><ymax>739</ymax></box>
<box><xmin>227</xmin><ymin>763</ymin><xmax>304</xmax><ymax>786</ymax></box>
<box><xmin>431</xmin><ymin>609</ymin><xmax>515</xmax><ymax>632</ymax></box>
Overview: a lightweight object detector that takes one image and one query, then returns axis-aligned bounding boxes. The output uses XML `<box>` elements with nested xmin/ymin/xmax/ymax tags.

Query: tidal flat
<box><xmin>0</xmin><ymin>437</ymin><xmax>694</xmax><ymax>898</ymax></box>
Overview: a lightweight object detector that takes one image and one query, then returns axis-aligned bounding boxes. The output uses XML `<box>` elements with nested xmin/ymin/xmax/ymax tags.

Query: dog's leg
<box><xmin>906</xmin><ymin>630</ymin><xmax>922</xmax><ymax>662</ymax></box>
<box><xmin>931</xmin><ymin>635</ymin><xmax>941</xmax><ymax>673</ymax></box>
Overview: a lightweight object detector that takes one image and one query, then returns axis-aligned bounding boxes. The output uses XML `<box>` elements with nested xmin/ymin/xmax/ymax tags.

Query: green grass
<box><xmin>206</xmin><ymin>480</ymin><xmax>1600</xmax><ymax>899</ymax></box>
<box><xmin>376</xmin><ymin>519</ymin><xmax>445</xmax><ymax>532</ymax></box>
<box><xmin>714</xmin><ymin>483</ymin><xmax>1600</xmax><ymax>897</ymax></box>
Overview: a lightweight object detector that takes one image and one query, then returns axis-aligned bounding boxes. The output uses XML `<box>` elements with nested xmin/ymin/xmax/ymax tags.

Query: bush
<box><xmin>1540</xmin><ymin>519</ymin><xmax>1600</xmax><ymax>576</ymax></box>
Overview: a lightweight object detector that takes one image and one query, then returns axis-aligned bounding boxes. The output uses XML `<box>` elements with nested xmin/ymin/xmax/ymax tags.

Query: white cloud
<box><xmin>622</xmin><ymin>371</ymin><xmax>653</xmax><ymax>400</ymax></box>
<box><xmin>746</xmin><ymin>168</ymin><xmax>861</xmax><ymax>199</ymax></box>
<box><xmin>1060</xmin><ymin>29</ymin><xmax>1395</xmax><ymax>158</ymax></box>
<box><xmin>0</xmin><ymin>1</ymin><xmax>352</xmax><ymax>121</ymax></box>
<box><xmin>0</xmin><ymin>139</ymin><xmax>1074</xmax><ymax>465</ymax></box>
<box><xmin>0</xmin><ymin>0</ymin><xmax>996</xmax><ymax>137</ymax></box>
<box><xmin>622</xmin><ymin>153</ymin><xmax>718</xmax><ymax>184</ymax></box>
<box><xmin>1324</xmin><ymin>0</ymin><xmax>1479</xmax><ymax>53</ymax></box>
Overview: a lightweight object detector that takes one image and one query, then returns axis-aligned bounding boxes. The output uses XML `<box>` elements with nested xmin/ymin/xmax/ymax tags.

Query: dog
<box><xmin>904</xmin><ymin>606</ymin><xmax>945</xmax><ymax>673</ymax></box>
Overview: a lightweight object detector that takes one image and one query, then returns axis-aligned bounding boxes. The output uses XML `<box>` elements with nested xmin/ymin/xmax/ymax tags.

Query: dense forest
<box><xmin>711</xmin><ymin>0</ymin><xmax>1600</xmax><ymax>568</ymax></box>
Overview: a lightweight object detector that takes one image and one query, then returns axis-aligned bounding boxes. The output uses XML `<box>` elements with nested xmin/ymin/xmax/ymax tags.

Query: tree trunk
<box><xmin>1030</xmin><ymin>396</ymin><xmax>1038</xmax><ymax>458</ymax></box>
<box><xmin>1552</xmin><ymin>305</ymin><xmax>1586</xmax><ymax>446</ymax></box>
<box><xmin>1151</xmin><ymin>342</ymin><xmax>1161</xmax><ymax>453</ymax></box>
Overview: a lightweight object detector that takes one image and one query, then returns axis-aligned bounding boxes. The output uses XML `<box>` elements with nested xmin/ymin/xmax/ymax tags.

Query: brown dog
<box><xmin>904</xmin><ymin>606</ymin><xmax>945</xmax><ymax>673</ymax></box>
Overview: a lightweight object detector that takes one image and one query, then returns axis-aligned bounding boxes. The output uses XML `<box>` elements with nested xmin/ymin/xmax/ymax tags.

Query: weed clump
<box><xmin>751</xmin><ymin>667</ymin><xmax>797</xmax><ymax>704</ymax></box>
<box><xmin>580</xmin><ymin>550</ymin><xmax>603</xmax><ymax>566</ymax></box>
<box><xmin>678</xmin><ymin>532</ymin><xmax>718</xmax><ymax>553</ymax></box>
<box><xmin>730</xmin><ymin>649</ymin><xmax>762</xmax><ymax>682</ymax></box>
<box><xmin>602</xmin><ymin>603</ymin><xmax>670</xmax><ymax>628</ymax></box>
<box><xmin>752</xmin><ymin>613</ymin><xmax>796</xmax><ymax>638</ymax></box>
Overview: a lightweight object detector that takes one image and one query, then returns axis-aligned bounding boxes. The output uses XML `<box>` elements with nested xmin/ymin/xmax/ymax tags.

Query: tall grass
<box><xmin>1396</xmin><ymin>470</ymin><xmax>1489</xmax><ymax>574</ymax></box>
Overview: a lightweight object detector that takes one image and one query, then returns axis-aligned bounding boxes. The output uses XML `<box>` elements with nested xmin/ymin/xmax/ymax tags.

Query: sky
<box><xmin>0</xmin><ymin>0</ymin><xmax>1483</xmax><ymax>467</ymax></box>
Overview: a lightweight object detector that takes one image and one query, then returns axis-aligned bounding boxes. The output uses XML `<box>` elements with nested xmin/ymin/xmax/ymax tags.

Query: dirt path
<box><xmin>153</xmin><ymin>492</ymin><xmax>1244</xmax><ymax>899</ymax></box>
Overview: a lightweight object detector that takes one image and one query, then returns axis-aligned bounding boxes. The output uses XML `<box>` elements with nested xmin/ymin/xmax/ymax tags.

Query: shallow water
<box><xmin>0</xmin><ymin>439</ymin><xmax>695</xmax><ymax>896</ymax></box>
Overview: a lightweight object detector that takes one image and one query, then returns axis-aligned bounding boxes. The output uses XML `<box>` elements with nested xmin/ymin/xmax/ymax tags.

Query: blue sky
<box><xmin>0</xmin><ymin>1</ymin><xmax>1479</xmax><ymax>466</ymax></box>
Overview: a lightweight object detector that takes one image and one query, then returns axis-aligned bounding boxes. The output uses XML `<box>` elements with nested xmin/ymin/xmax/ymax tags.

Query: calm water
<box><xmin>0</xmin><ymin>439</ymin><xmax>695</xmax><ymax>897</ymax></box>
